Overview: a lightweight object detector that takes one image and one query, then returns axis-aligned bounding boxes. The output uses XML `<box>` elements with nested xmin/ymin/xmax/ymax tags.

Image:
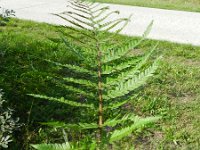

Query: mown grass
<box><xmin>90</xmin><ymin>0</ymin><xmax>200</xmax><ymax>12</ymax></box>
<box><xmin>0</xmin><ymin>19</ymin><xmax>200</xmax><ymax>149</ymax></box>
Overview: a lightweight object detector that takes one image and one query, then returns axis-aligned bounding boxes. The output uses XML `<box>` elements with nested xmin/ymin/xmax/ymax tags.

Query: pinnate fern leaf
<box><xmin>102</xmin><ymin>22</ymin><xmax>153</xmax><ymax>64</ymax></box>
<box><xmin>41</xmin><ymin>121</ymin><xmax>98</xmax><ymax>130</ymax></box>
<box><xmin>104</xmin><ymin>114</ymin><xmax>135</xmax><ymax>127</ymax></box>
<box><xmin>106</xmin><ymin>47</ymin><xmax>158</xmax><ymax>87</ymax></box>
<box><xmin>31</xmin><ymin>143</ymin><xmax>70</xmax><ymax>150</ymax></box>
<box><xmin>63</xmin><ymin>77</ymin><xmax>97</xmax><ymax>88</ymax></box>
<box><xmin>104</xmin><ymin>99</ymin><xmax>129</xmax><ymax>110</ymax></box>
<box><xmin>105</xmin><ymin>59</ymin><xmax>159</xmax><ymax>100</ymax></box>
<box><xmin>109</xmin><ymin>116</ymin><xmax>161</xmax><ymax>142</ymax></box>
<box><xmin>96</xmin><ymin>11</ymin><xmax>120</xmax><ymax>24</ymax></box>
<box><xmin>45</xmin><ymin>60</ymin><xmax>96</xmax><ymax>76</ymax></box>
<box><xmin>61</xmin><ymin>36</ymin><xmax>85</xmax><ymax>59</ymax></box>
<box><xmin>102</xmin><ymin>56</ymin><xmax>141</xmax><ymax>75</ymax></box>
<box><xmin>28</xmin><ymin>94</ymin><xmax>94</xmax><ymax>108</ymax></box>
<box><xmin>55</xmin><ymin>83</ymin><xmax>95</xmax><ymax>99</ymax></box>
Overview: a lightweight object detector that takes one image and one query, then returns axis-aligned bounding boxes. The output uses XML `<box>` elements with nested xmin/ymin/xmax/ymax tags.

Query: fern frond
<box><xmin>104</xmin><ymin>99</ymin><xmax>129</xmax><ymax>110</ymax></box>
<box><xmin>55</xmin><ymin>82</ymin><xmax>96</xmax><ymax>99</ymax></box>
<box><xmin>61</xmin><ymin>31</ymin><xmax>86</xmax><ymax>45</ymax></box>
<box><xmin>70</xmin><ymin>1</ymin><xmax>89</xmax><ymax>10</ymax></box>
<box><xmin>95</xmin><ymin>11</ymin><xmax>120</xmax><ymax>24</ymax></box>
<box><xmin>61</xmin><ymin>32</ymin><xmax>97</xmax><ymax>53</ymax></box>
<box><xmin>102</xmin><ymin>40</ymin><xmax>140</xmax><ymax>64</ymax></box>
<box><xmin>41</xmin><ymin>122</ymin><xmax>98</xmax><ymax>130</ymax></box>
<box><xmin>60</xmin><ymin>12</ymin><xmax>93</xmax><ymax>28</ymax></box>
<box><xmin>90</xmin><ymin>3</ymin><xmax>101</xmax><ymax>10</ymax></box>
<box><xmin>45</xmin><ymin>60</ymin><xmax>96</xmax><ymax>76</ymax></box>
<box><xmin>113</xmin><ymin>14</ymin><xmax>132</xmax><ymax>34</ymax></box>
<box><xmin>28</xmin><ymin>94</ymin><xmax>94</xmax><ymax>108</ymax></box>
<box><xmin>61</xmin><ymin>36</ymin><xmax>85</xmax><ymax>59</ymax></box>
<box><xmin>99</xmin><ymin>18</ymin><xmax>128</xmax><ymax>31</ymax></box>
<box><xmin>106</xmin><ymin>46</ymin><xmax>158</xmax><ymax>86</ymax></box>
<box><xmin>63</xmin><ymin>77</ymin><xmax>97</xmax><ymax>89</ymax></box>
<box><xmin>142</xmin><ymin>21</ymin><xmax>153</xmax><ymax>38</ymax></box>
<box><xmin>31</xmin><ymin>143</ymin><xmax>70</xmax><ymax>150</ymax></box>
<box><xmin>102</xmin><ymin>23</ymin><xmax>153</xmax><ymax>64</ymax></box>
<box><xmin>62</xmin><ymin>11</ymin><xmax>91</xmax><ymax>22</ymax></box>
<box><xmin>61</xmin><ymin>25</ymin><xmax>94</xmax><ymax>40</ymax></box>
<box><xmin>65</xmin><ymin>5</ymin><xmax>91</xmax><ymax>16</ymax></box>
<box><xmin>104</xmin><ymin>114</ymin><xmax>134</xmax><ymax>127</ymax></box>
<box><xmin>109</xmin><ymin>116</ymin><xmax>161</xmax><ymax>142</ymax></box>
<box><xmin>54</xmin><ymin>14</ymin><xmax>86</xmax><ymax>29</ymax></box>
<box><xmin>102</xmin><ymin>57</ymin><xmax>141</xmax><ymax>75</ymax></box>
<box><xmin>92</xmin><ymin>6</ymin><xmax>110</xmax><ymax>16</ymax></box>
<box><xmin>105</xmin><ymin>60</ymin><xmax>159</xmax><ymax>100</ymax></box>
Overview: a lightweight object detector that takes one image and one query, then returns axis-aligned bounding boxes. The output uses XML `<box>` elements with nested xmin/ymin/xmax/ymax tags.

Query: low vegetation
<box><xmin>0</xmin><ymin>7</ymin><xmax>15</xmax><ymax>26</ymax></box>
<box><xmin>0</xmin><ymin>4</ymin><xmax>200</xmax><ymax>149</ymax></box>
<box><xmin>0</xmin><ymin>90</ymin><xmax>21</xmax><ymax>148</ymax></box>
<box><xmin>91</xmin><ymin>0</ymin><xmax>200</xmax><ymax>12</ymax></box>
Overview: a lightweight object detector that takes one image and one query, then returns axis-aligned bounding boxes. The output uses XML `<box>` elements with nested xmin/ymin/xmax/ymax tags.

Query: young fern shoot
<box><xmin>31</xmin><ymin>0</ymin><xmax>161</xmax><ymax>149</ymax></box>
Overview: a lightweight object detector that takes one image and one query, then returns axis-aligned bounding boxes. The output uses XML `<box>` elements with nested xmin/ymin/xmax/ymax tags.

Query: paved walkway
<box><xmin>1</xmin><ymin>0</ymin><xmax>200</xmax><ymax>46</ymax></box>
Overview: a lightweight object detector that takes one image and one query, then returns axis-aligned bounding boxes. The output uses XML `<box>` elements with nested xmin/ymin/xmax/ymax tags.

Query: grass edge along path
<box><xmin>90</xmin><ymin>0</ymin><xmax>200</xmax><ymax>12</ymax></box>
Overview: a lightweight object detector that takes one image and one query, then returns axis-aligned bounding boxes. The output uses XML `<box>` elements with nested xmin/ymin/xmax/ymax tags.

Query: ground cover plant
<box><xmin>0</xmin><ymin>10</ymin><xmax>200</xmax><ymax>150</ymax></box>
<box><xmin>0</xmin><ymin>7</ymin><xmax>15</xmax><ymax>26</ymax></box>
<box><xmin>90</xmin><ymin>0</ymin><xmax>200</xmax><ymax>12</ymax></box>
<box><xmin>0</xmin><ymin>90</ymin><xmax>20</xmax><ymax>148</ymax></box>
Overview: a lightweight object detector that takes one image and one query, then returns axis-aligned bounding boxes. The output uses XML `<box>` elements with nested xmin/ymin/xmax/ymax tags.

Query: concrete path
<box><xmin>1</xmin><ymin>0</ymin><xmax>200</xmax><ymax>46</ymax></box>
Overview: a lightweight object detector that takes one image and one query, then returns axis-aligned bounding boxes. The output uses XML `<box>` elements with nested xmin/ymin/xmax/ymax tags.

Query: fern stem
<box><xmin>97</xmin><ymin>46</ymin><xmax>103</xmax><ymax>144</ymax></box>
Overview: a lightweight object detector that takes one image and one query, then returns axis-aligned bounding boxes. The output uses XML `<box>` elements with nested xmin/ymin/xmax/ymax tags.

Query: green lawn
<box><xmin>91</xmin><ymin>0</ymin><xmax>200</xmax><ymax>12</ymax></box>
<box><xmin>1</xmin><ymin>19</ymin><xmax>200</xmax><ymax>149</ymax></box>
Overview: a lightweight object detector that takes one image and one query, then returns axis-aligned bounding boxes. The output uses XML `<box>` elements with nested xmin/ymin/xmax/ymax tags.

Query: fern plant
<box><xmin>31</xmin><ymin>0</ymin><xmax>161</xmax><ymax>149</ymax></box>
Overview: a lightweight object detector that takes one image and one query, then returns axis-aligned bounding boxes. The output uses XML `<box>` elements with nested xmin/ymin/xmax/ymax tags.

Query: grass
<box><xmin>90</xmin><ymin>0</ymin><xmax>200</xmax><ymax>12</ymax></box>
<box><xmin>1</xmin><ymin>19</ymin><xmax>200</xmax><ymax>149</ymax></box>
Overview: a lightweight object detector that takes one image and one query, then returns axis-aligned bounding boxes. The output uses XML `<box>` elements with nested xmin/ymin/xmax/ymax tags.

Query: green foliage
<box><xmin>0</xmin><ymin>7</ymin><xmax>15</xmax><ymax>26</ymax></box>
<box><xmin>0</xmin><ymin>20</ymin><xmax>80</xmax><ymax>149</ymax></box>
<box><xmin>0</xmin><ymin>90</ymin><xmax>21</xmax><ymax>148</ymax></box>
<box><xmin>30</xmin><ymin>0</ymin><xmax>161</xmax><ymax>149</ymax></box>
<box><xmin>28</xmin><ymin>94</ymin><xmax>94</xmax><ymax>108</ymax></box>
<box><xmin>31</xmin><ymin>143</ymin><xmax>70</xmax><ymax>150</ymax></box>
<box><xmin>109</xmin><ymin>116</ymin><xmax>161</xmax><ymax>142</ymax></box>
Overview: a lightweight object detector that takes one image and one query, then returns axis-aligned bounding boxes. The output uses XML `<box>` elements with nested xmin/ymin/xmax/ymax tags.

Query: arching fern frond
<box><xmin>30</xmin><ymin>0</ymin><xmax>161</xmax><ymax>148</ymax></box>
<box><xmin>109</xmin><ymin>116</ymin><xmax>161</xmax><ymax>142</ymax></box>
<box><xmin>105</xmin><ymin>59</ymin><xmax>159</xmax><ymax>100</ymax></box>
<box><xmin>55</xmin><ymin>82</ymin><xmax>96</xmax><ymax>99</ymax></box>
<box><xmin>28</xmin><ymin>94</ymin><xmax>94</xmax><ymax>108</ymax></box>
<box><xmin>96</xmin><ymin>10</ymin><xmax>120</xmax><ymax>24</ymax></box>
<box><xmin>106</xmin><ymin>46</ymin><xmax>158</xmax><ymax>87</ymax></box>
<box><xmin>99</xmin><ymin>18</ymin><xmax>129</xmax><ymax>31</ymax></box>
<box><xmin>45</xmin><ymin>60</ymin><xmax>96</xmax><ymax>76</ymax></box>
<box><xmin>63</xmin><ymin>77</ymin><xmax>97</xmax><ymax>89</ymax></box>
<box><xmin>61</xmin><ymin>35</ymin><xmax>85</xmax><ymax>59</ymax></box>
<box><xmin>41</xmin><ymin>122</ymin><xmax>98</xmax><ymax>130</ymax></box>
<box><xmin>102</xmin><ymin>22</ymin><xmax>154</xmax><ymax>64</ymax></box>
<box><xmin>102</xmin><ymin>56</ymin><xmax>141</xmax><ymax>75</ymax></box>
